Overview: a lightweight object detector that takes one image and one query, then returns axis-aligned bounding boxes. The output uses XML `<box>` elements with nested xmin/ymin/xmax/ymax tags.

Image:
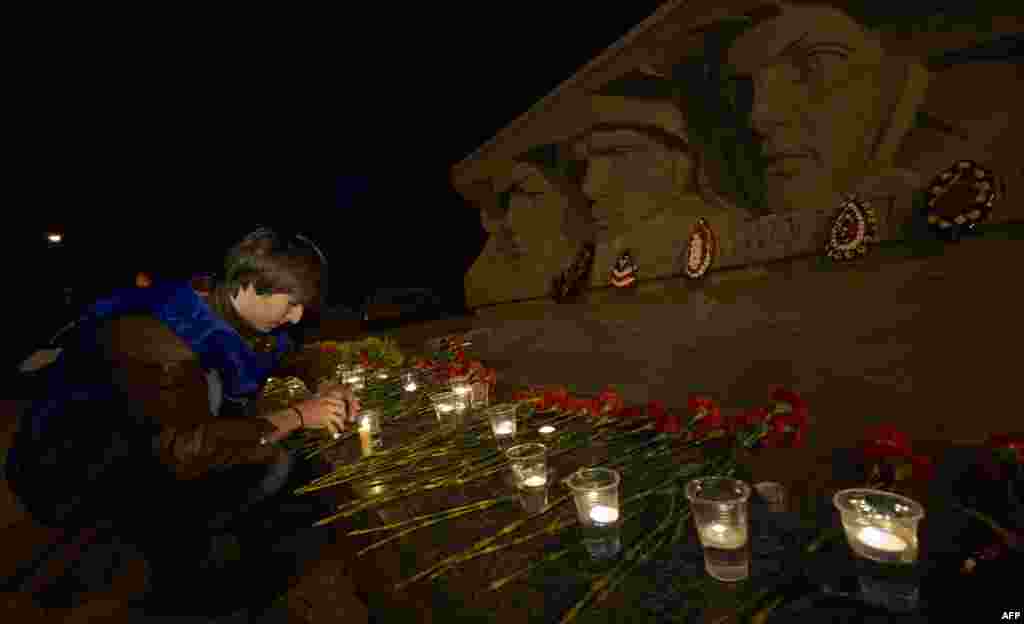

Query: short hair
<box><xmin>223</xmin><ymin>228</ymin><xmax>328</xmax><ymax>310</ymax></box>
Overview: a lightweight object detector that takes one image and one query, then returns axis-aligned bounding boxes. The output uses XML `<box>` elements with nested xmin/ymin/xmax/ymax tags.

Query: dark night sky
<box><xmin>14</xmin><ymin>2</ymin><xmax>668</xmax><ymax>316</ymax></box>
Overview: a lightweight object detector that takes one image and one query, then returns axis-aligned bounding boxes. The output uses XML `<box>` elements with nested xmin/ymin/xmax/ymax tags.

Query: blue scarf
<box><xmin>16</xmin><ymin>281</ymin><xmax>293</xmax><ymax>443</ymax></box>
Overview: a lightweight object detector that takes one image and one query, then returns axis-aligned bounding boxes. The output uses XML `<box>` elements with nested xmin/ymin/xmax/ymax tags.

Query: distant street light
<box><xmin>46</xmin><ymin>232</ymin><xmax>63</xmax><ymax>244</ymax></box>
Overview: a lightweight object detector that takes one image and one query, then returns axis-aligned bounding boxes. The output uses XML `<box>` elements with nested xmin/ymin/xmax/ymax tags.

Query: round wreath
<box><xmin>925</xmin><ymin>160</ymin><xmax>998</xmax><ymax>234</ymax></box>
<box><xmin>684</xmin><ymin>217</ymin><xmax>716</xmax><ymax>280</ymax></box>
<box><xmin>826</xmin><ymin>196</ymin><xmax>878</xmax><ymax>261</ymax></box>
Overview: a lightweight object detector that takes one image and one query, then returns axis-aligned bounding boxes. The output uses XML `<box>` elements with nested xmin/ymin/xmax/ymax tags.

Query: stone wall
<box><xmin>455</xmin><ymin>2</ymin><xmax>1022</xmax><ymax>308</ymax></box>
<box><xmin>408</xmin><ymin>235</ymin><xmax>1024</xmax><ymax>456</ymax></box>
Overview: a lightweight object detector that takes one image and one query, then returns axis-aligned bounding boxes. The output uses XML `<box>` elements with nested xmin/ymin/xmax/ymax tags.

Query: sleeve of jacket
<box><xmin>97</xmin><ymin>315</ymin><xmax>280</xmax><ymax>481</ymax></box>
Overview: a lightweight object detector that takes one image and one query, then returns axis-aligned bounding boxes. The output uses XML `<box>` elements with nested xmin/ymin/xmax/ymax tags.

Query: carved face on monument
<box><xmin>572</xmin><ymin>124</ymin><xmax>695</xmax><ymax>239</ymax></box>
<box><xmin>727</xmin><ymin>4</ymin><xmax>890</xmax><ymax>213</ymax></box>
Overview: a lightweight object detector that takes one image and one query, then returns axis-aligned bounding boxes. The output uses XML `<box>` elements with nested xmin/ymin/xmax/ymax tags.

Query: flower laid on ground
<box><xmin>730</xmin><ymin>388</ymin><xmax>808</xmax><ymax>450</ymax></box>
<box><xmin>858</xmin><ymin>423</ymin><xmax>934</xmax><ymax>486</ymax></box>
<box><xmin>316</xmin><ymin>336</ymin><xmax>404</xmax><ymax>369</ymax></box>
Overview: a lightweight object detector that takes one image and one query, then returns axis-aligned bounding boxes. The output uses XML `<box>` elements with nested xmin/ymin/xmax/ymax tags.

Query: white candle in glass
<box><xmin>856</xmin><ymin>526</ymin><xmax>908</xmax><ymax>553</ymax></box>
<box><xmin>701</xmin><ymin>522</ymin><xmax>746</xmax><ymax>549</ymax></box>
<box><xmin>589</xmin><ymin>505</ymin><xmax>619</xmax><ymax>525</ymax></box>
<box><xmin>494</xmin><ymin>422</ymin><xmax>514</xmax><ymax>435</ymax></box>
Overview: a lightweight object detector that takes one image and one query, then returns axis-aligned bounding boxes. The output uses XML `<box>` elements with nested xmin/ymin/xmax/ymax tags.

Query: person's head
<box><xmin>571</xmin><ymin>122</ymin><xmax>696</xmax><ymax>237</ymax></box>
<box><xmin>727</xmin><ymin>3</ymin><xmax>893</xmax><ymax>213</ymax></box>
<box><xmin>135</xmin><ymin>271</ymin><xmax>153</xmax><ymax>288</ymax></box>
<box><xmin>223</xmin><ymin>228</ymin><xmax>327</xmax><ymax>333</ymax></box>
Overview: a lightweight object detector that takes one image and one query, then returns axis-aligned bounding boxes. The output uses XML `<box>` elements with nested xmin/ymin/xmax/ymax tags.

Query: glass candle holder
<box><xmin>833</xmin><ymin>489</ymin><xmax>924</xmax><ymax>565</ymax></box>
<box><xmin>505</xmin><ymin>443</ymin><xmax>548</xmax><ymax>513</ymax></box>
<box><xmin>430</xmin><ymin>391</ymin><xmax>462</xmax><ymax>430</ymax></box>
<box><xmin>401</xmin><ymin>370</ymin><xmax>420</xmax><ymax>393</ymax></box>
<box><xmin>538</xmin><ymin>425</ymin><xmax>557</xmax><ymax>442</ymax></box>
<box><xmin>470</xmin><ymin>380</ymin><xmax>490</xmax><ymax>409</ymax></box>
<box><xmin>450</xmin><ymin>376</ymin><xmax>473</xmax><ymax>406</ymax></box>
<box><xmin>566</xmin><ymin>467</ymin><xmax>622</xmax><ymax>560</ymax></box>
<box><xmin>338</xmin><ymin>365</ymin><xmax>365</xmax><ymax>391</ymax></box>
<box><xmin>485</xmin><ymin>403</ymin><xmax>517</xmax><ymax>449</ymax></box>
<box><xmin>754</xmin><ymin>481</ymin><xmax>788</xmax><ymax>513</ymax></box>
<box><xmin>358</xmin><ymin>409</ymin><xmax>382</xmax><ymax>456</ymax></box>
<box><xmin>685</xmin><ymin>477</ymin><xmax>751</xmax><ymax>583</ymax></box>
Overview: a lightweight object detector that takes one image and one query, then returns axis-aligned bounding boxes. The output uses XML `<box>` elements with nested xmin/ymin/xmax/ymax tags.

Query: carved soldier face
<box><xmin>573</xmin><ymin>126</ymin><xmax>694</xmax><ymax>239</ymax></box>
<box><xmin>728</xmin><ymin>4</ymin><xmax>889</xmax><ymax>213</ymax></box>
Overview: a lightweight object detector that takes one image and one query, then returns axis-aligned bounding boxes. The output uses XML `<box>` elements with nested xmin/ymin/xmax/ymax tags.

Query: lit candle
<box><xmin>358</xmin><ymin>416</ymin><xmax>371</xmax><ymax>454</ymax></box>
<box><xmin>344</xmin><ymin>376</ymin><xmax>360</xmax><ymax>385</ymax></box>
<box><xmin>377</xmin><ymin>372</ymin><xmax>389</xmax><ymax>380</ymax></box>
<box><xmin>523</xmin><ymin>475</ymin><xmax>546</xmax><ymax>487</ymax></box>
<box><xmin>701</xmin><ymin>523</ymin><xmax>746</xmax><ymax>549</ymax></box>
<box><xmin>404</xmin><ymin>382</ymin><xmax>418</xmax><ymax>392</ymax></box>
<box><xmin>856</xmin><ymin>526</ymin><xmax>908</xmax><ymax>553</ymax></box>
<box><xmin>437</xmin><ymin>403</ymin><xmax>454</xmax><ymax>414</ymax></box>
<box><xmin>539</xmin><ymin>425</ymin><xmax>556</xmax><ymax>435</ymax></box>
<box><xmin>589</xmin><ymin>505</ymin><xmax>619</xmax><ymax>524</ymax></box>
<box><xmin>494</xmin><ymin>422</ymin><xmax>514</xmax><ymax>435</ymax></box>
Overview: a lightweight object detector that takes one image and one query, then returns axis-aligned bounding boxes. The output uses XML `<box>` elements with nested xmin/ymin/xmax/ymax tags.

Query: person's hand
<box><xmin>317</xmin><ymin>384</ymin><xmax>361</xmax><ymax>425</ymax></box>
<box><xmin>294</xmin><ymin>394</ymin><xmax>349</xmax><ymax>436</ymax></box>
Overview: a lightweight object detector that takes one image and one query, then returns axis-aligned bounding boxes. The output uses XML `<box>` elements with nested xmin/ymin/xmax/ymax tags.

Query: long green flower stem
<box><xmin>394</xmin><ymin>493</ymin><xmax>575</xmax><ymax>591</ymax></box>
<box><xmin>559</xmin><ymin>458</ymin><xmax>738</xmax><ymax>624</ymax></box>
<box><xmin>484</xmin><ymin>505</ymin><xmax>655</xmax><ymax>592</ymax></box>
<box><xmin>559</xmin><ymin>489</ymin><xmax>684</xmax><ymax>624</ymax></box>
<box><xmin>319</xmin><ymin>454</ymin><xmax>517</xmax><ymax>523</ymax></box>
<box><xmin>347</xmin><ymin>495</ymin><xmax>520</xmax><ymax>536</ymax></box>
<box><xmin>353</xmin><ymin>496</ymin><xmax>521</xmax><ymax>557</ymax></box>
<box><xmin>425</xmin><ymin>515</ymin><xmax>580</xmax><ymax>582</ymax></box>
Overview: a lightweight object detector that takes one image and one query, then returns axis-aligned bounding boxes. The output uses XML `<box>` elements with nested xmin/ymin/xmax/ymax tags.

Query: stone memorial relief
<box><xmin>459</xmin><ymin>1</ymin><xmax>1020</xmax><ymax>307</ymax></box>
<box><xmin>568</xmin><ymin>118</ymin><xmax>723</xmax><ymax>287</ymax></box>
<box><xmin>465</xmin><ymin>164</ymin><xmax>577</xmax><ymax>308</ymax></box>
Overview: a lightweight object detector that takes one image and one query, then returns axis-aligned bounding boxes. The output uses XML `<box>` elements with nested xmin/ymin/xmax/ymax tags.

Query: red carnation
<box><xmin>620</xmin><ymin>406</ymin><xmax>644</xmax><ymax>419</ymax></box>
<box><xmin>860</xmin><ymin>424</ymin><xmax>912</xmax><ymax>459</ymax></box>
<box><xmin>649</xmin><ymin>401</ymin><xmax>681</xmax><ymax>434</ymax></box>
<box><xmin>909</xmin><ymin>454</ymin><xmax>935</xmax><ymax>481</ymax></box>
<box><xmin>987</xmin><ymin>434</ymin><xmax>1024</xmax><ymax>464</ymax></box>
<box><xmin>541</xmin><ymin>387</ymin><xmax>570</xmax><ymax>411</ymax></box>
<box><xmin>731</xmin><ymin>407</ymin><xmax>770</xmax><ymax>431</ymax></box>
<box><xmin>597</xmin><ymin>388</ymin><xmax>625</xmax><ymax>416</ymax></box>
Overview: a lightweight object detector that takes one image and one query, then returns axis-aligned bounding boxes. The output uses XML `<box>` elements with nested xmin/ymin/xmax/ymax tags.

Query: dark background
<box><xmin>9</xmin><ymin>2</ymin><xmax>668</xmax><ymax>365</ymax></box>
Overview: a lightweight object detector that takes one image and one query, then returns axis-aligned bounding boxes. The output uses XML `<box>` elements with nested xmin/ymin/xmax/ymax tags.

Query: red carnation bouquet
<box><xmin>729</xmin><ymin>387</ymin><xmax>809</xmax><ymax>450</ymax></box>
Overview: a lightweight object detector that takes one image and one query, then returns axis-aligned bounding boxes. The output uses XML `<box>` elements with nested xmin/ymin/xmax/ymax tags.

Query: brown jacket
<box><xmin>94</xmin><ymin>313</ymin><xmax>308</xmax><ymax>481</ymax></box>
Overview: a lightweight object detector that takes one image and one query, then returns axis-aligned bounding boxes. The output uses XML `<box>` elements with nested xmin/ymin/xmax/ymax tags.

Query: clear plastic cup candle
<box><xmin>430</xmin><ymin>391</ymin><xmax>462</xmax><ymax>430</ymax></box>
<box><xmin>470</xmin><ymin>380</ymin><xmax>490</xmax><ymax>409</ymax></box>
<box><xmin>339</xmin><ymin>365</ymin><xmax>365</xmax><ymax>390</ymax></box>
<box><xmin>485</xmin><ymin>403</ymin><xmax>517</xmax><ymax>449</ymax></box>
<box><xmin>451</xmin><ymin>378</ymin><xmax>473</xmax><ymax>410</ymax></box>
<box><xmin>686</xmin><ymin>477</ymin><xmax>751</xmax><ymax>582</ymax></box>
<box><xmin>505</xmin><ymin>443</ymin><xmax>548</xmax><ymax>513</ymax></box>
<box><xmin>833</xmin><ymin>489</ymin><xmax>924</xmax><ymax>564</ymax></box>
<box><xmin>566</xmin><ymin>468</ymin><xmax>622</xmax><ymax>560</ymax></box>
<box><xmin>754</xmin><ymin>482</ymin><xmax>788</xmax><ymax>513</ymax></box>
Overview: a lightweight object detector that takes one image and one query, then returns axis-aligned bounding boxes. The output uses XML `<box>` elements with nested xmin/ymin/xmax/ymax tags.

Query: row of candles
<box><xmin>338</xmin><ymin>365</ymin><xmax>927</xmax><ymax>589</ymax></box>
<box><xmin>478</xmin><ymin>402</ymin><xmax>928</xmax><ymax>581</ymax></box>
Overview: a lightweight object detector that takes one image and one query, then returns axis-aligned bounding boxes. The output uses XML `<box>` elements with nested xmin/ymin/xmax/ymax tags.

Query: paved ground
<box><xmin>2</xmin><ymin>232</ymin><xmax>1019</xmax><ymax>621</ymax></box>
